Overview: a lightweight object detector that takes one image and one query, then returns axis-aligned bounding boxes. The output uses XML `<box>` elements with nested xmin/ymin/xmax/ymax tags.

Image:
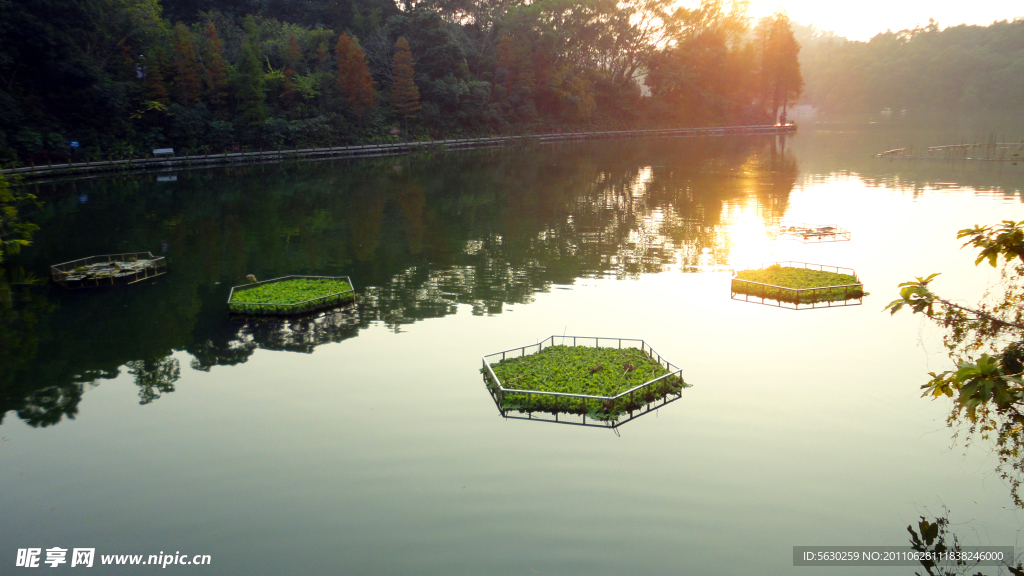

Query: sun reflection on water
<box><xmin>721</xmin><ymin>199</ymin><xmax>777</xmax><ymax>271</ymax></box>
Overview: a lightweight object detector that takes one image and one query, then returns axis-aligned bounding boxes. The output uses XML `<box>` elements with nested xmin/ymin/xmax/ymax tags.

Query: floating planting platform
<box><xmin>228</xmin><ymin>276</ymin><xmax>355</xmax><ymax>316</ymax></box>
<box><xmin>481</xmin><ymin>336</ymin><xmax>689</xmax><ymax>426</ymax></box>
<box><xmin>776</xmin><ymin>222</ymin><xmax>850</xmax><ymax>243</ymax></box>
<box><xmin>51</xmin><ymin>252</ymin><xmax>167</xmax><ymax>288</ymax></box>
<box><xmin>731</xmin><ymin>262</ymin><xmax>864</xmax><ymax>309</ymax></box>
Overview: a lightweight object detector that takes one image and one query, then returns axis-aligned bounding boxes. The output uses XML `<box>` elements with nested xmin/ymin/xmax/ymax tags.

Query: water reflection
<box><xmin>191</xmin><ymin>307</ymin><xmax>361</xmax><ymax>372</ymax></box>
<box><xmin>128</xmin><ymin>357</ymin><xmax>180</xmax><ymax>405</ymax></box>
<box><xmin>2</xmin><ymin>136</ymin><xmax>798</xmax><ymax>427</ymax></box>
<box><xmin>488</xmin><ymin>389</ymin><xmax>686</xmax><ymax>433</ymax></box>
<box><xmin>789</xmin><ymin>114</ymin><xmax>1024</xmax><ymax>199</ymax></box>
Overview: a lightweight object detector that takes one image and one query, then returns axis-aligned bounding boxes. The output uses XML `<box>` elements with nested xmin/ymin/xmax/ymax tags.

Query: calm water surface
<box><xmin>2</xmin><ymin>118</ymin><xmax>1024</xmax><ymax>575</ymax></box>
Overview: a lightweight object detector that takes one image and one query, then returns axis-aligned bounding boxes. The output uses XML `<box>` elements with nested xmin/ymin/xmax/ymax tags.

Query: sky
<box><xmin>745</xmin><ymin>0</ymin><xmax>1023</xmax><ymax>41</ymax></box>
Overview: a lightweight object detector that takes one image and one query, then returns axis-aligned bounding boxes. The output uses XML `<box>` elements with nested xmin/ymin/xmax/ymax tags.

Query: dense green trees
<box><xmin>641</xmin><ymin>0</ymin><xmax>803</xmax><ymax>125</ymax></box>
<box><xmin>798</xmin><ymin>18</ymin><xmax>1024</xmax><ymax>114</ymax></box>
<box><xmin>11</xmin><ymin>2</ymin><xmax>1017</xmax><ymax>163</ymax></box>
<box><xmin>0</xmin><ymin>0</ymin><xmax>805</xmax><ymax>164</ymax></box>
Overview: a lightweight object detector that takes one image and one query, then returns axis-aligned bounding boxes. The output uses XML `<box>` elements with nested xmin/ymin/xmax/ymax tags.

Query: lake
<box><xmin>2</xmin><ymin>115</ymin><xmax>1024</xmax><ymax>575</ymax></box>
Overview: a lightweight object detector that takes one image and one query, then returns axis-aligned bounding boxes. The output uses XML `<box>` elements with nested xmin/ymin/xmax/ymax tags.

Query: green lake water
<box><xmin>2</xmin><ymin>116</ymin><xmax>1024</xmax><ymax>574</ymax></box>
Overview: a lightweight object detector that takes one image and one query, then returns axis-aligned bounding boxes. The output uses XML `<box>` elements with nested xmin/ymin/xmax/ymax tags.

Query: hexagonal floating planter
<box><xmin>776</xmin><ymin>222</ymin><xmax>851</xmax><ymax>243</ymax></box>
<box><xmin>228</xmin><ymin>275</ymin><xmax>355</xmax><ymax>317</ymax></box>
<box><xmin>481</xmin><ymin>335</ymin><xmax>690</xmax><ymax>428</ymax></box>
<box><xmin>731</xmin><ymin>261</ymin><xmax>864</xmax><ymax>310</ymax></box>
<box><xmin>51</xmin><ymin>252</ymin><xmax>167</xmax><ymax>288</ymax></box>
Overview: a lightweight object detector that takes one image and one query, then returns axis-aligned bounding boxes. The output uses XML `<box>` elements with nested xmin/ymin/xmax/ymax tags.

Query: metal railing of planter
<box><xmin>730</xmin><ymin>261</ymin><xmax>863</xmax><ymax>310</ymax></box>
<box><xmin>777</xmin><ymin>222</ymin><xmax>851</xmax><ymax>243</ymax></box>
<box><xmin>51</xmin><ymin>252</ymin><xmax>167</xmax><ymax>288</ymax></box>
<box><xmin>481</xmin><ymin>335</ymin><xmax>685</xmax><ymax>424</ymax></box>
<box><xmin>227</xmin><ymin>275</ymin><xmax>355</xmax><ymax>316</ymax></box>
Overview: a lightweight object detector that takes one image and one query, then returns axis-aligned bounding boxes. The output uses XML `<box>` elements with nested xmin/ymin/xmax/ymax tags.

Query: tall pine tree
<box><xmin>203</xmin><ymin>23</ymin><xmax>230</xmax><ymax>112</ymax></box>
<box><xmin>144</xmin><ymin>46</ymin><xmax>171</xmax><ymax>105</ymax></box>
<box><xmin>285</xmin><ymin>33</ymin><xmax>302</xmax><ymax>73</ymax></box>
<box><xmin>172</xmin><ymin>23</ymin><xmax>202</xmax><ymax>105</ymax></box>
<box><xmin>280</xmin><ymin>33</ymin><xmax>301</xmax><ymax>114</ymax></box>
<box><xmin>391</xmin><ymin>37</ymin><xmax>421</xmax><ymax>125</ymax></box>
<box><xmin>757</xmin><ymin>13</ymin><xmax>804</xmax><ymax>122</ymax></box>
<box><xmin>335</xmin><ymin>34</ymin><xmax>377</xmax><ymax>118</ymax></box>
<box><xmin>234</xmin><ymin>16</ymin><xmax>267</xmax><ymax>125</ymax></box>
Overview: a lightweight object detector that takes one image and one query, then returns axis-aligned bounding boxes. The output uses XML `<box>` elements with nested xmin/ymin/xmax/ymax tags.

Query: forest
<box><xmin>796</xmin><ymin>18</ymin><xmax>1024</xmax><ymax>115</ymax></box>
<box><xmin>0</xmin><ymin>0</ymin><xmax>804</xmax><ymax>165</ymax></box>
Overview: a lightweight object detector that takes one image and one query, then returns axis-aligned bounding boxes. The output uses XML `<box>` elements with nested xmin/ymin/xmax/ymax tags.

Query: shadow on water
<box><xmin>2</xmin><ymin>135</ymin><xmax>800</xmax><ymax>427</ymax></box>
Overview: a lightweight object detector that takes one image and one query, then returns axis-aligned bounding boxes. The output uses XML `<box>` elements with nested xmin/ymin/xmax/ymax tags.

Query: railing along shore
<box><xmin>1</xmin><ymin>124</ymin><xmax>797</xmax><ymax>181</ymax></box>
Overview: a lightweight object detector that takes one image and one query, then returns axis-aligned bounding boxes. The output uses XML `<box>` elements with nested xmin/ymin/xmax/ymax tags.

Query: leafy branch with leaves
<box><xmin>0</xmin><ymin>175</ymin><xmax>38</xmax><ymax>266</ymax></box>
<box><xmin>887</xmin><ymin>220</ymin><xmax>1024</xmax><ymax>504</ymax></box>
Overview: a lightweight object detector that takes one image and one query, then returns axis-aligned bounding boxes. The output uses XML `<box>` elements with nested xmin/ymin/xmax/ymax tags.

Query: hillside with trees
<box><xmin>0</xmin><ymin>0</ymin><xmax>801</xmax><ymax>166</ymax></box>
<box><xmin>796</xmin><ymin>18</ymin><xmax>1024</xmax><ymax>114</ymax></box>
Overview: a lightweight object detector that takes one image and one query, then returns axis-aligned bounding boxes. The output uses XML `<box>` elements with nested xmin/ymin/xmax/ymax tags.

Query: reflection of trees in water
<box><xmin>0</xmin><ymin>282</ymin><xmax>60</xmax><ymax>425</ymax></box>
<box><xmin>14</xmin><ymin>383</ymin><xmax>85</xmax><ymax>427</ymax></box>
<box><xmin>190</xmin><ymin>308</ymin><xmax>361</xmax><ymax>371</ymax></box>
<box><xmin>128</xmin><ymin>357</ymin><xmax>181</xmax><ymax>405</ymax></box>
<box><xmin>363</xmin><ymin>137</ymin><xmax>796</xmax><ymax>326</ymax></box>
<box><xmin>1</xmin><ymin>137</ymin><xmax>797</xmax><ymax>427</ymax></box>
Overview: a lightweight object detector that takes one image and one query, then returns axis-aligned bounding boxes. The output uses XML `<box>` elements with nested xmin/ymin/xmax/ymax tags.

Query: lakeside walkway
<box><xmin>1</xmin><ymin>124</ymin><xmax>796</xmax><ymax>181</ymax></box>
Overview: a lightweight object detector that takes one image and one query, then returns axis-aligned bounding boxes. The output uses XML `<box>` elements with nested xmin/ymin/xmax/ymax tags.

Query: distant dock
<box><xmin>873</xmin><ymin>141</ymin><xmax>1023</xmax><ymax>162</ymax></box>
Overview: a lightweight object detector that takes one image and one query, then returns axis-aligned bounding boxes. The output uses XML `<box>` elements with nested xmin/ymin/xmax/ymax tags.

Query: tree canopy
<box><xmin>797</xmin><ymin>18</ymin><xmax>1024</xmax><ymax>114</ymax></box>
<box><xmin>0</xmin><ymin>0</ymin><xmax>805</xmax><ymax>164</ymax></box>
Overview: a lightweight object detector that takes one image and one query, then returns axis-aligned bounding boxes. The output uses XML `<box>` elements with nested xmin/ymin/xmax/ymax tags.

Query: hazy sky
<box><xmin>745</xmin><ymin>0</ymin><xmax>1023</xmax><ymax>41</ymax></box>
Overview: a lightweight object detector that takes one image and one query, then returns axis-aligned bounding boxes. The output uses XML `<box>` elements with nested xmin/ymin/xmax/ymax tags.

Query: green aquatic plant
<box><xmin>733</xmin><ymin>264</ymin><xmax>864</xmax><ymax>304</ymax></box>
<box><xmin>484</xmin><ymin>345</ymin><xmax>688</xmax><ymax>420</ymax></box>
<box><xmin>228</xmin><ymin>278</ymin><xmax>354</xmax><ymax>314</ymax></box>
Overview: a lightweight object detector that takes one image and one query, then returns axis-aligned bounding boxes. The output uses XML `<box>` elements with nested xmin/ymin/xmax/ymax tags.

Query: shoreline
<box><xmin>1</xmin><ymin>124</ymin><xmax>797</xmax><ymax>182</ymax></box>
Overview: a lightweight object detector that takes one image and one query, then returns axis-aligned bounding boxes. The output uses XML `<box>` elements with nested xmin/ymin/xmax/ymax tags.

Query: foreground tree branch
<box><xmin>888</xmin><ymin>220</ymin><xmax>1024</xmax><ymax>504</ymax></box>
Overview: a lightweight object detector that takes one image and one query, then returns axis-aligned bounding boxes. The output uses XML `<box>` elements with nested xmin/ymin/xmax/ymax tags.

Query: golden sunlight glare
<box><xmin>743</xmin><ymin>0</ymin><xmax>1022</xmax><ymax>41</ymax></box>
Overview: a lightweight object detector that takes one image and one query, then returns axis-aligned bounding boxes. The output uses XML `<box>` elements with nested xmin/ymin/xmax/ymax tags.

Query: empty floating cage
<box><xmin>776</xmin><ymin>223</ymin><xmax>851</xmax><ymax>243</ymax></box>
<box><xmin>51</xmin><ymin>252</ymin><xmax>167</xmax><ymax>288</ymax></box>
